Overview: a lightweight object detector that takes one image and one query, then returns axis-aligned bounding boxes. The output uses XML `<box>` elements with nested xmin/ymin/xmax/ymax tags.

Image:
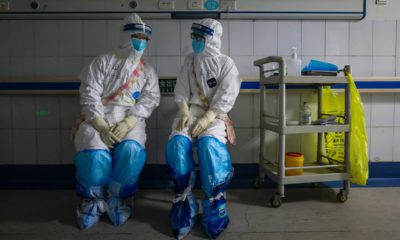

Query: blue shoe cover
<box><xmin>76</xmin><ymin>199</ymin><xmax>107</xmax><ymax>229</ymax></box>
<box><xmin>202</xmin><ymin>194</ymin><xmax>229</xmax><ymax>239</ymax></box>
<box><xmin>170</xmin><ymin>193</ymin><xmax>199</xmax><ymax>239</ymax></box>
<box><xmin>106</xmin><ymin>196</ymin><xmax>132</xmax><ymax>226</ymax></box>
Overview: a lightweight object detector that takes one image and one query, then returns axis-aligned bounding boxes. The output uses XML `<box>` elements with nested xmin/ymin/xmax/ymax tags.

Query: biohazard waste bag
<box><xmin>321</xmin><ymin>73</ymin><xmax>369</xmax><ymax>185</ymax></box>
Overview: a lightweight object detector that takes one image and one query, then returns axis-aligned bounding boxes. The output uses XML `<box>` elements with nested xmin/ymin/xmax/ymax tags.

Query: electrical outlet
<box><xmin>220</xmin><ymin>0</ymin><xmax>236</xmax><ymax>10</ymax></box>
<box><xmin>0</xmin><ymin>1</ymin><xmax>10</xmax><ymax>11</ymax></box>
<box><xmin>376</xmin><ymin>0</ymin><xmax>387</xmax><ymax>5</ymax></box>
<box><xmin>188</xmin><ymin>0</ymin><xmax>203</xmax><ymax>10</ymax></box>
<box><xmin>159</xmin><ymin>0</ymin><xmax>174</xmax><ymax>10</ymax></box>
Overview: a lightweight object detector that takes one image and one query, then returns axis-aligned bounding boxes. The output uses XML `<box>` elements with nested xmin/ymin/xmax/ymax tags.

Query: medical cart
<box><xmin>253</xmin><ymin>56</ymin><xmax>351</xmax><ymax>208</ymax></box>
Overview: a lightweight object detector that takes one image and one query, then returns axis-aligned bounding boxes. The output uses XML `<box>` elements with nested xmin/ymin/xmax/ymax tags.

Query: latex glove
<box><xmin>91</xmin><ymin>117</ymin><xmax>121</xmax><ymax>148</ymax></box>
<box><xmin>192</xmin><ymin>110</ymin><xmax>217</xmax><ymax>138</ymax></box>
<box><xmin>176</xmin><ymin>101</ymin><xmax>190</xmax><ymax>131</ymax></box>
<box><xmin>111</xmin><ymin>115</ymin><xmax>137</xmax><ymax>140</ymax></box>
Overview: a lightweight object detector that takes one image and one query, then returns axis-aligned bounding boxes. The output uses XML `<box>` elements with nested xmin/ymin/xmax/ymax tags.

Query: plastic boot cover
<box><xmin>77</xmin><ymin>198</ymin><xmax>107</xmax><ymax>229</ymax></box>
<box><xmin>107</xmin><ymin>196</ymin><xmax>132</xmax><ymax>226</ymax></box>
<box><xmin>170</xmin><ymin>192</ymin><xmax>199</xmax><ymax>240</ymax></box>
<box><xmin>75</xmin><ymin>149</ymin><xmax>112</xmax><ymax>198</ymax></box>
<box><xmin>108</xmin><ymin>140</ymin><xmax>146</xmax><ymax>198</ymax></box>
<box><xmin>197</xmin><ymin>136</ymin><xmax>234</xmax><ymax>196</ymax></box>
<box><xmin>202</xmin><ymin>195</ymin><xmax>229</xmax><ymax>239</ymax></box>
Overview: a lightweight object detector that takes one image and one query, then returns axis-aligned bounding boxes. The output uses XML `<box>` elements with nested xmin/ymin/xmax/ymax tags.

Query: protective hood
<box><xmin>195</xmin><ymin>18</ymin><xmax>222</xmax><ymax>58</ymax></box>
<box><xmin>118</xmin><ymin>13</ymin><xmax>150</xmax><ymax>57</ymax></box>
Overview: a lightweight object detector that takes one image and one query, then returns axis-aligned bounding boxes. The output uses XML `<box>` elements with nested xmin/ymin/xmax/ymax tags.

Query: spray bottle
<box><xmin>286</xmin><ymin>47</ymin><xmax>302</xmax><ymax>76</ymax></box>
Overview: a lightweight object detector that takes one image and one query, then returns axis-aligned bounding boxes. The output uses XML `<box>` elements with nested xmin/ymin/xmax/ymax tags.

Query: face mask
<box><xmin>192</xmin><ymin>39</ymin><xmax>205</xmax><ymax>54</ymax></box>
<box><xmin>131</xmin><ymin>38</ymin><xmax>147</xmax><ymax>52</ymax></box>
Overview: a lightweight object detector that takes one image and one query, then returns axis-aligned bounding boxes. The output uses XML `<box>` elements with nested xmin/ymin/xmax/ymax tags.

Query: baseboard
<box><xmin>1</xmin><ymin>162</ymin><xmax>399</xmax><ymax>189</ymax></box>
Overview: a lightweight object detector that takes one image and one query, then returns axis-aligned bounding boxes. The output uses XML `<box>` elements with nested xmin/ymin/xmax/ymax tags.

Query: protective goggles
<box><xmin>191</xmin><ymin>23</ymin><xmax>214</xmax><ymax>37</ymax></box>
<box><xmin>190</xmin><ymin>32</ymin><xmax>206</xmax><ymax>41</ymax></box>
<box><xmin>123</xmin><ymin>23</ymin><xmax>152</xmax><ymax>39</ymax></box>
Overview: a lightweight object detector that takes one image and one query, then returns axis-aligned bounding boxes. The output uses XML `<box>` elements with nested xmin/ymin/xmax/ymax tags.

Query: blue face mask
<box><xmin>192</xmin><ymin>39</ymin><xmax>205</xmax><ymax>54</ymax></box>
<box><xmin>131</xmin><ymin>38</ymin><xmax>147</xmax><ymax>52</ymax></box>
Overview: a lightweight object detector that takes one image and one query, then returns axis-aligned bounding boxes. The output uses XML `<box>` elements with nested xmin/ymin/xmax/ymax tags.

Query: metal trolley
<box><xmin>253</xmin><ymin>56</ymin><xmax>351</xmax><ymax>207</ymax></box>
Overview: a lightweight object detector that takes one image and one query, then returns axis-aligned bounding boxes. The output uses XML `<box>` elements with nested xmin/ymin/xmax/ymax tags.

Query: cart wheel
<box><xmin>270</xmin><ymin>194</ymin><xmax>282</xmax><ymax>208</ymax></box>
<box><xmin>253</xmin><ymin>177</ymin><xmax>262</xmax><ymax>189</ymax></box>
<box><xmin>337</xmin><ymin>189</ymin><xmax>348</xmax><ymax>203</ymax></box>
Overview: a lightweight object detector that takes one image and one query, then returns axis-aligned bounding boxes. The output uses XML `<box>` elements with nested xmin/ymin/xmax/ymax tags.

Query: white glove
<box><xmin>192</xmin><ymin>110</ymin><xmax>217</xmax><ymax>137</ymax></box>
<box><xmin>91</xmin><ymin>117</ymin><xmax>121</xmax><ymax>148</ymax></box>
<box><xmin>111</xmin><ymin>115</ymin><xmax>137</xmax><ymax>140</ymax></box>
<box><xmin>176</xmin><ymin>101</ymin><xmax>190</xmax><ymax>131</ymax></box>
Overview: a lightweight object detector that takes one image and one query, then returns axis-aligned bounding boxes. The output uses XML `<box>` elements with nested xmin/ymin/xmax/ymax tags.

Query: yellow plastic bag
<box><xmin>321</xmin><ymin>73</ymin><xmax>369</xmax><ymax>185</ymax></box>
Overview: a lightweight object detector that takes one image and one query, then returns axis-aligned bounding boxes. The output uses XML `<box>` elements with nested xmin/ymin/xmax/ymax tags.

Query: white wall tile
<box><xmin>349</xmin><ymin>20</ymin><xmax>373</xmax><ymax>56</ymax></box>
<box><xmin>286</xmin><ymin>93</ymin><xmax>301</xmax><ymax>122</ymax></box>
<box><xmin>12</xmin><ymin>96</ymin><xmax>36</xmax><ymax>128</ymax></box>
<box><xmin>145</xmin><ymin>129</ymin><xmax>158</xmax><ymax>164</ymax></box>
<box><xmin>106</xmin><ymin>20</ymin><xmax>122</xmax><ymax>52</ymax></box>
<box><xmin>144</xmin><ymin>20</ymin><xmax>158</xmax><ymax>56</ymax></box>
<box><xmin>180</xmin><ymin>20</ymin><xmax>193</xmax><ymax>56</ymax></box>
<box><xmin>10</xmin><ymin>21</ymin><xmax>34</xmax><ymax>57</ymax></box>
<box><xmin>13</xmin><ymin>130</ymin><xmax>36</xmax><ymax>164</ymax></box>
<box><xmin>61</xmin><ymin>130</ymin><xmax>75</xmax><ymax>164</ymax></box>
<box><xmin>366</xmin><ymin>127</ymin><xmax>371</xmax><ymax>161</ymax></box>
<box><xmin>325</xmin><ymin>56</ymin><xmax>349</xmax><ymax>70</ymax></box>
<box><xmin>157</xmin><ymin>96</ymin><xmax>178</xmax><ymax>129</ymax></box>
<box><xmin>261</xmin><ymin>130</ymin><xmax>278</xmax><ymax>164</ymax></box>
<box><xmin>396</xmin><ymin>57</ymin><xmax>400</xmax><ymax>76</ymax></box>
<box><xmin>393</xmin><ymin>128</ymin><xmax>400</xmax><ymax>162</ymax></box>
<box><xmin>230</xmin><ymin>94</ymin><xmax>253</xmax><ymax>127</ymax></box>
<box><xmin>231</xmin><ymin>56</ymin><xmax>258</xmax><ymax>78</ymax></box>
<box><xmin>373</xmin><ymin>56</ymin><xmax>395</xmax><ymax>76</ymax></box>
<box><xmin>286</xmin><ymin>135</ymin><xmax>302</xmax><ymax>153</ymax></box>
<box><xmin>156</xmin><ymin>57</ymin><xmax>180</xmax><ymax>77</ymax></box>
<box><xmin>155</xmin><ymin>20</ymin><xmax>180</xmax><ymax>56</ymax></box>
<box><xmin>370</xmin><ymin>127</ymin><xmax>393</xmax><ymax>162</ymax></box>
<box><xmin>60</xmin><ymin>96</ymin><xmax>81</xmax><ymax>129</ymax></box>
<box><xmin>326</xmin><ymin>22</ymin><xmax>349</xmax><ymax>56</ymax></box>
<box><xmin>278</xmin><ymin>21</ymin><xmax>301</xmax><ymax>56</ymax></box>
<box><xmin>230</xmin><ymin>21</ymin><xmax>253</xmax><ymax>56</ymax></box>
<box><xmin>37</xmin><ymin>130</ymin><xmax>61</xmax><ymax>164</ymax></box>
<box><xmin>373</xmin><ymin>20</ymin><xmax>396</xmax><ymax>56</ymax></box>
<box><xmin>350</xmin><ymin>57</ymin><xmax>373</xmax><ymax>77</ymax></box>
<box><xmin>397</xmin><ymin>20</ymin><xmax>400</xmax><ymax>56</ymax></box>
<box><xmin>59</xmin><ymin>20</ymin><xmax>83</xmax><ymax>57</ymax></box>
<box><xmin>58</xmin><ymin>57</ymin><xmax>84</xmax><ymax>77</ymax></box>
<box><xmin>0</xmin><ymin>96</ymin><xmax>12</xmax><ymax>128</ymax></box>
<box><xmin>157</xmin><ymin>129</ymin><xmax>171</xmax><ymax>164</ymax></box>
<box><xmin>0</xmin><ymin>58</ymin><xmax>10</xmax><ymax>80</ymax></box>
<box><xmin>228</xmin><ymin>128</ymin><xmax>253</xmax><ymax>163</ymax></box>
<box><xmin>360</xmin><ymin>93</ymin><xmax>372</xmax><ymax>127</ymax></box>
<box><xmin>9</xmin><ymin>57</ymin><xmax>34</xmax><ymax>78</ymax></box>
<box><xmin>254</xmin><ymin>20</ymin><xmax>278</xmax><ymax>56</ymax></box>
<box><xmin>300</xmin><ymin>133</ymin><xmax>317</xmax><ymax>162</ymax></box>
<box><xmin>83</xmin><ymin>20</ymin><xmax>107</xmax><ymax>57</ymax></box>
<box><xmin>35</xmin><ymin>57</ymin><xmax>59</xmax><ymax>77</ymax></box>
<box><xmin>0</xmin><ymin>129</ymin><xmax>12</xmax><ymax>164</ymax></box>
<box><xmin>394</xmin><ymin>94</ymin><xmax>400</xmax><ymax>127</ymax></box>
<box><xmin>302</xmin><ymin>21</ymin><xmax>325</xmax><ymax>56</ymax></box>
<box><xmin>371</xmin><ymin>93</ymin><xmax>395</xmax><ymax>127</ymax></box>
<box><xmin>36</xmin><ymin>96</ymin><xmax>60</xmax><ymax>129</ymax></box>
<box><xmin>0</xmin><ymin>21</ymin><xmax>10</xmax><ymax>57</ymax></box>
<box><xmin>34</xmin><ymin>21</ymin><xmax>58</xmax><ymax>57</ymax></box>
<box><xmin>220</xmin><ymin>20</ymin><xmax>229</xmax><ymax>55</ymax></box>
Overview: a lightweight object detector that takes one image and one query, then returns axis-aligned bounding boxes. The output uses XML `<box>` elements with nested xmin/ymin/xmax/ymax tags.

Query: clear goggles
<box><xmin>190</xmin><ymin>23</ymin><xmax>214</xmax><ymax>41</ymax></box>
<box><xmin>123</xmin><ymin>23</ymin><xmax>152</xmax><ymax>40</ymax></box>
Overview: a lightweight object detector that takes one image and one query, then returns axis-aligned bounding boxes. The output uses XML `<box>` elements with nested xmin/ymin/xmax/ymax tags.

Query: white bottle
<box><xmin>300</xmin><ymin>102</ymin><xmax>312</xmax><ymax>125</ymax></box>
<box><xmin>286</xmin><ymin>47</ymin><xmax>302</xmax><ymax>76</ymax></box>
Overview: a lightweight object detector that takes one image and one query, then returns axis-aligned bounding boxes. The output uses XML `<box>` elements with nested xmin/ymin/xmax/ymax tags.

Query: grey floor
<box><xmin>0</xmin><ymin>188</ymin><xmax>399</xmax><ymax>240</ymax></box>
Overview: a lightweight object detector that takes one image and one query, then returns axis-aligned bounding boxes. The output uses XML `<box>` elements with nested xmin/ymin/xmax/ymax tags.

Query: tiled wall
<box><xmin>1</xmin><ymin>19</ymin><xmax>400</xmax><ymax>165</ymax></box>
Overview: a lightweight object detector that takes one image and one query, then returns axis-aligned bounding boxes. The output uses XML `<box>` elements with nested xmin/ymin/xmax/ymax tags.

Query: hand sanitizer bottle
<box><xmin>300</xmin><ymin>102</ymin><xmax>312</xmax><ymax>125</ymax></box>
<box><xmin>286</xmin><ymin>47</ymin><xmax>302</xmax><ymax>76</ymax></box>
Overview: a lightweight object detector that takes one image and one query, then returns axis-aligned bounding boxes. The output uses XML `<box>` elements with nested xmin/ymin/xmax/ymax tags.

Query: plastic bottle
<box><xmin>286</xmin><ymin>47</ymin><xmax>302</xmax><ymax>76</ymax></box>
<box><xmin>300</xmin><ymin>102</ymin><xmax>312</xmax><ymax>125</ymax></box>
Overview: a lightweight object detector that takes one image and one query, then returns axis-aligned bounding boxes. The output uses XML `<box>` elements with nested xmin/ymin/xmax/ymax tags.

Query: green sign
<box><xmin>159</xmin><ymin>78</ymin><xmax>176</xmax><ymax>93</ymax></box>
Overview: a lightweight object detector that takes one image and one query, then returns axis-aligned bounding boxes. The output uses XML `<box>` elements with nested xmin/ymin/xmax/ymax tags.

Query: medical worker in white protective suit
<box><xmin>165</xmin><ymin>18</ymin><xmax>241</xmax><ymax>239</ymax></box>
<box><xmin>73</xmin><ymin>13</ymin><xmax>160</xmax><ymax>229</ymax></box>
